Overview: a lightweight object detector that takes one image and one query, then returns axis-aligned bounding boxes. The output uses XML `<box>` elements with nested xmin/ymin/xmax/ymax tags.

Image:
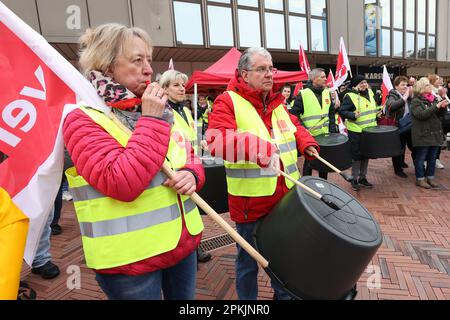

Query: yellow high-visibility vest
<box><xmin>299</xmin><ymin>88</ymin><xmax>331</xmax><ymax>136</ymax></box>
<box><xmin>173</xmin><ymin>107</ymin><xmax>198</xmax><ymax>153</ymax></box>
<box><xmin>66</xmin><ymin>107</ymin><xmax>203</xmax><ymax>269</ymax></box>
<box><xmin>345</xmin><ymin>89</ymin><xmax>378</xmax><ymax>133</ymax></box>
<box><xmin>224</xmin><ymin>91</ymin><xmax>301</xmax><ymax>197</ymax></box>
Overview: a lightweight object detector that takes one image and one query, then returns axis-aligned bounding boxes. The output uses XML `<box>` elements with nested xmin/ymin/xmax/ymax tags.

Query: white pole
<box><xmin>194</xmin><ymin>83</ymin><xmax>198</xmax><ymax>155</ymax></box>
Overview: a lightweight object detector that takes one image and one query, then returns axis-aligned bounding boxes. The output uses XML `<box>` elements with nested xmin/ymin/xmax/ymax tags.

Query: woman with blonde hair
<box><xmin>63</xmin><ymin>23</ymin><xmax>205</xmax><ymax>300</ymax></box>
<box><xmin>411</xmin><ymin>77</ymin><xmax>448</xmax><ymax>189</ymax></box>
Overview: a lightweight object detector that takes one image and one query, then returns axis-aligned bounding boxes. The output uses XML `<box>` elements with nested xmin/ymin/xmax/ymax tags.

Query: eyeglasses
<box><xmin>246</xmin><ymin>66</ymin><xmax>278</xmax><ymax>75</ymax></box>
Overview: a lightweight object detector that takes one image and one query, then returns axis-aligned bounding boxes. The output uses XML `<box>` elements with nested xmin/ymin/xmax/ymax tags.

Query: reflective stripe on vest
<box><xmin>300</xmin><ymin>88</ymin><xmax>331</xmax><ymax>136</ymax></box>
<box><xmin>65</xmin><ymin>106</ymin><xmax>203</xmax><ymax>269</ymax></box>
<box><xmin>79</xmin><ymin>198</ymin><xmax>196</xmax><ymax>238</ymax></box>
<box><xmin>224</xmin><ymin>91</ymin><xmax>301</xmax><ymax>197</ymax></box>
<box><xmin>345</xmin><ymin>90</ymin><xmax>378</xmax><ymax>133</ymax></box>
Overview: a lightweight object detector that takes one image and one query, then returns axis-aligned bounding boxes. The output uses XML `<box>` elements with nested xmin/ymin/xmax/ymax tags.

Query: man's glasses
<box><xmin>246</xmin><ymin>66</ymin><xmax>278</xmax><ymax>75</ymax></box>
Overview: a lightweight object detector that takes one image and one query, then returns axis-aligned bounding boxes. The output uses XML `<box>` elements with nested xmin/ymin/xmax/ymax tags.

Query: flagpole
<box><xmin>194</xmin><ymin>83</ymin><xmax>198</xmax><ymax>155</ymax></box>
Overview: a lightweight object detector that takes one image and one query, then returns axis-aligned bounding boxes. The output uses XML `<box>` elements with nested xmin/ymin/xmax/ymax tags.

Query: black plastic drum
<box><xmin>310</xmin><ymin>133</ymin><xmax>352</xmax><ymax>172</ymax></box>
<box><xmin>254</xmin><ymin>176</ymin><xmax>382</xmax><ymax>300</ymax></box>
<box><xmin>360</xmin><ymin>125</ymin><xmax>402</xmax><ymax>158</ymax></box>
<box><xmin>197</xmin><ymin>157</ymin><xmax>229</xmax><ymax>215</ymax></box>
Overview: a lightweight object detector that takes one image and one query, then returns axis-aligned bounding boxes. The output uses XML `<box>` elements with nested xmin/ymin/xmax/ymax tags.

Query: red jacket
<box><xmin>63</xmin><ymin>109</ymin><xmax>205</xmax><ymax>275</ymax></box>
<box><xmin>207</xmin><ymin>72</ymin><xmax>319</xmax><ymax>223</ymax></box>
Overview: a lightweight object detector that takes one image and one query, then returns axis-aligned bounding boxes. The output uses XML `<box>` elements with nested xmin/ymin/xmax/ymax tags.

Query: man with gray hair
<box><xmin>291</xmin><ymin>68</ymin><xmax>338</xmax><ymax>180</ymax></box>
<box><xmin>206</xmin><ymin>47</ymin><xmax>319</xmax><ymax>300</ymax></box>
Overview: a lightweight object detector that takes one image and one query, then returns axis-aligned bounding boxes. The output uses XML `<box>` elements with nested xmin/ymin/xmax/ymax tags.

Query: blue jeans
<box><xmin>32</xmin><ymin>206</ymin><xmax>54</xmax><ymax>268</ymax></box>
<box><xmin>414</xmin><ymin>146</ymin><xmax>440</xmax><ymax>179</ymax></box>
<box><xmin>95</xmin><ymin>251</ymin><xmax>197</xmax><ymax>300</ymax></box>
<box><xmin>236</xmin><ymin>222</ymin><xmax>292</xmax><ymax>300</ymax></box>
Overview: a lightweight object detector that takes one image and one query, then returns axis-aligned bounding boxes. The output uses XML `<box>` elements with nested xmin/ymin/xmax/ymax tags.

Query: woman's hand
<box><xmin>437</xmin><ymin>100</ymin><xmax>449</xmax><ymax>109</ymax></box>
<box><xmin>163</xmin><ymin>170</ymin><xmax>197</xmax><ymax>195</ymax></box>
<box><xmin>305</xmin><ymin>146</ymin><xmax>319</xmax><ymax>157</ymax></box>
<box><xmin>141</xmin><ymin>82</ymin><xmax>168</xmax><ymax>117</ymax></box>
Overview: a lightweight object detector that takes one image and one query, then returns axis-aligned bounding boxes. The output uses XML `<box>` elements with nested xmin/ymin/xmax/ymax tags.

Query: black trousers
<box><xmin>303</xmin><ymin>159</ymin><xmax>328</xmax><ymax>179</ymax></box>
<box><xmin>392</xmin><ymin>131</ymin><xmax>414</xmax><ymax>173</ymax></box>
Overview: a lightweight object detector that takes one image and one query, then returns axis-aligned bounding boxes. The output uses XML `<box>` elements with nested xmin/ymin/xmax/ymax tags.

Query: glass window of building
<box><xmin>289</xmin><ymin>15</ymin><xmax>307</xmax><ymax>50</ymax></box>
<box><xmin>289</xmin><ymin>0</ymin><xmax>306</xmax><ymax>14</ymax></box>
<box><xmin>310</xmin><ymin>0</ymin><xmax>326</xmax><ymax>17</ymax></box>
<box><xmin>238</xmin><ymin>0</ymin><xmax>258</xmax><ymax>7</ymax></box>
<box><xmin>393</xmin><ymin>30</ymin><xmax>403</xmax><ymax>57</ymax></box>
<box><xmin>208</xmin><ymin>6</ymin><xmax>234</xmax><ymax>46</ymax></box>
<box><xmin>173</xmin><ymin>1</ymin><xmax>204</xmax><ymax>45</ymax></box>
<box><xmin>428</xmin><ymin>35</ymin><xmax>436</xmax><ymax>60</ymax></box>
<box><xmin>238</xmin><ymin>9</ymin><xmax>261</xmax><ymax>47</ymax></box>
<box><xmin>310</xmin><ymin>19</ymin><xmax>327</xmax><ymax>52</ymax></box>
<box><xmin>393</xmin><ymin>0</ymin><xmax>403</xmax><ymax>29</ymax></box>
<box><xmin>428</xmin><ymin>0</ymin><xmax>436</xmax><ymax>34</ymax></box>
<box><xmin>265</xmin><ymin>0</ymin><xmax>284</xmax><ymax>11</ymax></box>
<box><xmin>417</xmin><ymin>0</ymin><xmax>426</xmax><ymax>33</ymax></box>
<box><xmin>406</xmin><ymin>32</ymin><xmax>415</xmax><ymax>58</ymax></box>
<box><xmin>381</xmin><ymin>28</ymin><xmax>390</xmax><ymax>56</ymax></box>
<box><xmin>208</xmin><ymin>0</ymin><xmax>230</xmax><ymax>3</ymax></box>
<box><xmin>417</xmin><ymin>34</ymin><xmax>426</xmax><ymax>59</ymax></box>
<box><xmin>406</xmin><ymin>0</ymin><xmax>415</xmax><ymax>31</ymax></box>
<box><xmin>265</xmin><ymin>13</ymin><xmax>286</xmax><ymax>49</ymax></box>
<box><xmin>380</xmin><ymin>0</ymin><xmax>390</xmax><ymax>27</ymax></box>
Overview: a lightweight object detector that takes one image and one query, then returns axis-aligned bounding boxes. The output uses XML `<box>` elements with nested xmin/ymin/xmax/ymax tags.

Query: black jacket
<box><xmin>385</xmin><ymin>89</ymin><xmax>411</xmax><ymax>122</ymax></box>
<box><xmin>290</xmin><ymin>84</ymin><xmax>338</xmax><ymax>133</ymax></box>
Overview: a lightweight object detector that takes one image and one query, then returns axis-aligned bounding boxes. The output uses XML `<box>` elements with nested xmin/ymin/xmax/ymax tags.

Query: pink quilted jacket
<box><xmin>63</xmin><ymin>108</ymin><xmax>205</xmax><ymax>275</ymax></box>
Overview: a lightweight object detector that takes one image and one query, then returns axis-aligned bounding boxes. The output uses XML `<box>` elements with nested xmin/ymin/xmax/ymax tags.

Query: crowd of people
<box><xmin>11</xmin><ymin>22</ymin><xmax>450</xmax><ymax>300</ymax></box>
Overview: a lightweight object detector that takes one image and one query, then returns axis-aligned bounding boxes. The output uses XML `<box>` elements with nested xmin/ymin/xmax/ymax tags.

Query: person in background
<box><xmin>411</xmin><ymin>77</ymin><xmax>448</xmax><ymax>189</ymax></box>
<box><xmin>428</xmin><ymin>74</ymin><xmax>445</xmax><ymax>169</ymax></box>
<box><xmin>291</xmin><ymin>68</ymin><xmax>337</xmax><ymax>180</ymax></box>
<box><xmin>385</xmin><ymin>76</ymin><xmax>414</xmax><ymax>178</ymax></box>
<box><xmin>280</xmin><ymin>84</ymin><xmax>294</xmax><ymax>109</ymax></box>
<box><xmin>339</xmin><ymin>75</ymin><xmax>378</xmax><ymax>191</ymax></box>
<box><xmin>159</xmin><ymin>69</ymin><xmax>211</xmax><ymax>263</ymax></box>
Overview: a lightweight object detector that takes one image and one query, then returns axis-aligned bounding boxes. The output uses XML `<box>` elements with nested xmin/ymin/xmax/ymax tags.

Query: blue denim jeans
<box><xmin>32</xmin><ymin>206</ymin><xmax>54</xmax><ymax>268</ymax></box>
<box><xmin>235</xmin><ymin>222</ymin><xmax>293</xmax><ymax>300</ymax></box>
<box><xmin>95</xmin><ymin>251</ymin><xmax>197</xmax><ymax>300</ymax></box>
<box><xmin>414</xmin><ymin>146</ymin><xmax>440</xmax><ymax>179</ymax></box>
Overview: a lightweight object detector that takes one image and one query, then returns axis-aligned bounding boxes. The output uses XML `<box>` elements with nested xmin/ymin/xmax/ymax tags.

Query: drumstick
<box><xmin>278</xmin><ymin>169</ymin><xmax>340</xmax><ymax>210</ymax></box>
<box><xmin>161</xmin><ymin>163</ymin><xmax>270</xmax><ymax>268</ymax></box>
<box><xmin>312</xmin><ymin>154</ymin><xmax>352</xmax><ymax>182</ymax></box>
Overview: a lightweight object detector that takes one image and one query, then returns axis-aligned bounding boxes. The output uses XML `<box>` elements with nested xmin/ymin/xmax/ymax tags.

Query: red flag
<box><xmin>298</xmin><ymin>44</ymin><xmax>310</xmax><ymax>75</ymax></box>
<box><xmin>335</xmin><ymin>37</ymin><xmax>351</xmax><ymax>87</ymax></box>
<box><xmin>381</xmin><ymin>65</ymin><xmax>393</xmax><ymax>106</ymax></box>
<box><xmin>326</xmin><ymin>69</ymin><xmax>337</xmax><ymax>90</ymax></box>
<box><xmin>168</xmin><ymin>58</ymin><xmax>174</xmax><ymax>70</ymax></box>
<box><xmin>0</xmin><ymin>2</ymin><xmax>107</xmax><ymax>264</ymax></box>
<box><xmin>293</xmin><ymin>82</ymin><xmax>304</xmax><ymax>96</ymax></box>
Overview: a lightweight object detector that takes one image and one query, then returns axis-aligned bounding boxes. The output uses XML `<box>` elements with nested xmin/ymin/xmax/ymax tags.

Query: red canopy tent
<box><xmin>185</xmin><ymin>47</ymin><xmax>308</xmax><ymax>93</ymax></box>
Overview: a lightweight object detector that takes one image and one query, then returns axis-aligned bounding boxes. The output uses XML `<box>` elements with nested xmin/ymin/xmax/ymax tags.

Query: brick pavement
<box><xmin>20</xmin><ymin>151</ymin><xmax>450</xmax><ymax>300</ymax></box>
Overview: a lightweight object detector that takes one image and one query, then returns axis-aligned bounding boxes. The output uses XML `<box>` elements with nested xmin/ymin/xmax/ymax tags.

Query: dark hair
<box><xmin>393</xmin><ymin>76</ymin><xmax>408</xmax><ymax>87</ymax></box>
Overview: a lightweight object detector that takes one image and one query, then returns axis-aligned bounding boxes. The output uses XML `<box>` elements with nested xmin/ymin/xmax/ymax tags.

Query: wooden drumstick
<box><xmin>161</xmin><ymin>163</ymin><xmax>269</xmax><ymax>268</ymax></box>
<box><xmin>312</xmin><ymin>154</ymin><xmax>352</xmax><ymax>182</ymax></box>
<box><xmin>278</xmin><ymin>169</ymin><xmax>340</xmax><ymax>210</ymax></box>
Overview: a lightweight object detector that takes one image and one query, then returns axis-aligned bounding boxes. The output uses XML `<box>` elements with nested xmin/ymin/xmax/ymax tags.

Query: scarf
<box><xmin>89</xmin><ymin>70</ymin><xmax>173</xmax><ymax>130</ymax></box>
<box><xmin>422</xmin><ymin>92</ymin><xmax>435</xmax><ymax>104</ymax></box>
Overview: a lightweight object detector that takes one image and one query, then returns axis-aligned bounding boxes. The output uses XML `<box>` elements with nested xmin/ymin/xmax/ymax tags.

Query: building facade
<box><xmin>3</xmin><ymin>0</ymin><xmax>450</xmax><ymax>84</ymax></box>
